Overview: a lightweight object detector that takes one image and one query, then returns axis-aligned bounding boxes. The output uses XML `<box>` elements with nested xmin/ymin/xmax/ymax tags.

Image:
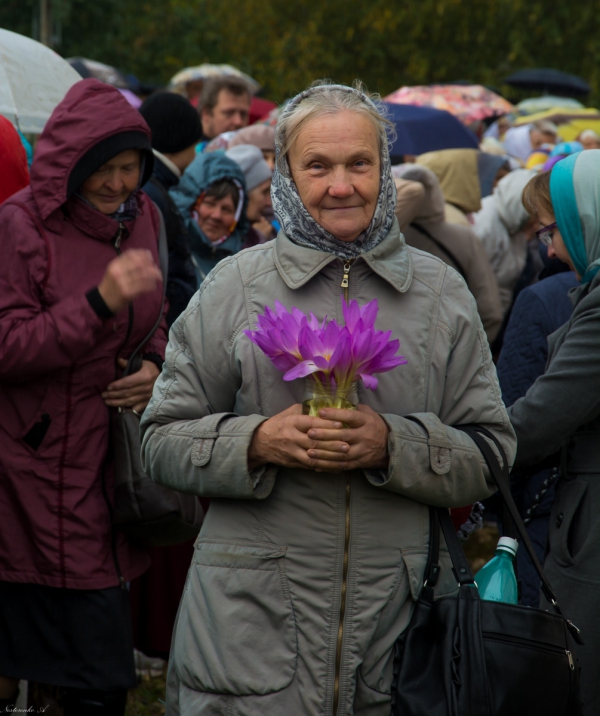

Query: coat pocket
<box><xmin>549</xmin><ymin>479</ymin><xmax>589</xmax><ymax>567</ymax></box>
<box><xmin>173</xmin><ymin>538</ymin><xmax>297</xmax><ymax>695</ymax></box>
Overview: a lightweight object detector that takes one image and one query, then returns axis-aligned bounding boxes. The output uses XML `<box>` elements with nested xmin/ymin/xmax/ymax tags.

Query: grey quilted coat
<box><xmin>140</xmin><ymin>219</ymin><xmax>516</xmax><ymax>715</ymax></box>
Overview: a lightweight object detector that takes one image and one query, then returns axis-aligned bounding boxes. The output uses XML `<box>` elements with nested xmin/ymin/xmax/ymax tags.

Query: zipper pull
<box><xmin>341</xmin><ymin>260</ymin><xmax>353</xmax><ymax>289</ymax></box>
<box><xmin>114</xmin><ymin>222</ymin><xmax>125</xmax><ymax>249</ymax></box>
<box><xmin>566</xmin><ymin>650</ymin><xmax>575</xmax><ymax>671</ymax></box>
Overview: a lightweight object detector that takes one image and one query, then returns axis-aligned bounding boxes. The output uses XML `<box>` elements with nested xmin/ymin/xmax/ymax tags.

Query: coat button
<box><xmin>555</xmin><ymin>512</ymin><xmax>564</xmax><ymax>528</ymax></box>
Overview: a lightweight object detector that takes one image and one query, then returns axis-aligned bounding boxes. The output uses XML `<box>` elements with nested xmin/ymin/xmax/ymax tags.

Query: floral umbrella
<box><xmin>384</xmin><ymin>85</ymin><xmax>514</xmax><ymax>127</ymax></box>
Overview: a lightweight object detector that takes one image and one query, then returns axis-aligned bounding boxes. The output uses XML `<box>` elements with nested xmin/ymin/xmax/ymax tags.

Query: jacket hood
<box><xmin>0</xmin><ymin>116</ymin><xmax>29</xmax><ymax>204</ymax></box>
<box><xmin>394</xmin><ymin>164</ymin><xmax>446</xmax><ymax>226</ymax></box>
<box><xmin>170</xmin><ymin>150</ymin><xmax>249</xmax><ymax>253</ymax></box>
<box><xmin>478</xmin><ymin>152</ymin><xmax>509</xmax><ymax>199</ymax></box>
<box><xmin>30</xmin><ymin>78</ymin><xmax>153</xmax><ymax>221</ymax></box>
<box><xmin>494</xmin><ymin>169</ymin><xmax>536</xmax><ymax>235</ymax></box>
<box><xmin>416</xmin><ymin>149</ymin><xmax>481</xmax><ymax>214</ymax></box>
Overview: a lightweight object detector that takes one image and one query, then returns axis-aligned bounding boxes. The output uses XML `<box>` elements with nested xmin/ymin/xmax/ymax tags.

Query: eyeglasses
<box><xmin>536</xmin><ymin>222</ymin><xmax>557</xmax><ymax>247</ymax></box>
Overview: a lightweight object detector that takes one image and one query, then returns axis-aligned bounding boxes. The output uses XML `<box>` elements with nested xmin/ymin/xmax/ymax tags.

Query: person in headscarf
<box><xmin>226</xmin><ymin>144</ymin><xmax>274</xmax><ymax>246</ymax></box>
<box><xmin>472</xmin><ymin>169</ymin><xmax>537</xmax><ymax>315</ymax></box>
<box><xmin>229</xmin><ymin>124</ymin><xmax>276</xmax><ymax>170</ymax></box>
<box><xmin>140</xmin><ymin>81</ymin><xmax>515</xmax><ymax>715</ymax></box>
<box><xmin>542</xmin><ymin>141</ymin><xmax>584</xmax><ymax>172</ymax></box>
<box><xmin>577</xmin><ymin>129</ymin><xmax>600</xmax><ymax>150</ymax></box>
<box><xmin>525</xmin><ymin>146</ymin><xmax>552</xmax><ymax>170</ymax></box>
<box><xmin>510</xmin><ymin>151</ymin><xmax>600</xmax><ymax>714</ymax></box>
<box><xmin>394</xmin><ymin>164</ymin><xmax>503</xmax><ymax>343</ymax></box>
<box><xmin>170</xmin><ymin>151</ymin><xmax>248</xmax><ymax>287</ymax></box>
<box><xmin>477</xmin><ymin>151</ymin><xmax>511</xmax><ymax>198</ymax></box>
<box><xmin>503</xmin><ymin>121</ymin><xmax>558</xmax><ymax>163</ymax></box>
<box><xmin>416</xmin><ymin>148</ymin><xmax>481</xmax><ymax>226</ymax></box>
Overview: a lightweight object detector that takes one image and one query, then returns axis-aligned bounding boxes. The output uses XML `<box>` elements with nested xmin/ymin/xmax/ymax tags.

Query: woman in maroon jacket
<box><xmin>0</xmin><ymin>79</ymin><xmax>168</xmax><ymax>714</ymax></box>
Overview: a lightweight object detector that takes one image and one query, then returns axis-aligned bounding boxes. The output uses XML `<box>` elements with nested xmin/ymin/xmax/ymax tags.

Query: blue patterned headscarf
<box><xmin>550</xmin><ymin>150</ymin><xmax>600</xmax><ymax>283</ymax></box>
<box><xmin>271</xmin><ymin>84</ymin><xmax>397</xmax><ymax>260</ymax></box>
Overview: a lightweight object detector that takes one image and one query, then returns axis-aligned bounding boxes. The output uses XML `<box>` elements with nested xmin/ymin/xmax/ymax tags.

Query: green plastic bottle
<box><xmin>475</xmin><ymin>537</ymin><xmax>519</xmax><ymax>604</ymax></box>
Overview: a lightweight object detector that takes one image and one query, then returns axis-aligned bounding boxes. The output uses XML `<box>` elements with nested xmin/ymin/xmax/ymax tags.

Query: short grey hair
<box><xmin>275</xmin><ymin>80</ymin><xmax>395</xmax><ymax>175</ymax></box>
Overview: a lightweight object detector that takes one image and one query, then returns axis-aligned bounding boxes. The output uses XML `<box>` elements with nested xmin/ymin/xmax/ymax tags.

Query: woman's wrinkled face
<box><xmin>196</xmin><ymin>192</ymin><xmax>236</xmax><ymax>242</ymax></box>
<box><xmin>288</xmin><ymin>110</ymin><xmax>381</xmax><ymax>242</ymax></box>
<box><xmin>80</xmin><ymin>149</ymin><xmax>141</xmax><ymax>215</ymax></box>
<box><xmin>537</xmin><ymin>207</ymin><xmax>577</xmax><ymax>274</ymax></box>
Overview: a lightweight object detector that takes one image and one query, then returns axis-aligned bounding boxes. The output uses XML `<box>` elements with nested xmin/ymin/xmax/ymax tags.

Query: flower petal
<box><xmin>359</xmin><ymin>373</ymin><xmax>379</xmax><ymax>390</ymax></box>
<box><xmin>284</xmin><ymin>361</ymin><xmax>320</xmax><ymax>381</ymax></box>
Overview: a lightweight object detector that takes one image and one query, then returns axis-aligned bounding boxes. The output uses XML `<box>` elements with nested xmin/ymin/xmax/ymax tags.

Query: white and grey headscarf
<box><xmin>271</xmin><ymin>84</ymin><xmax>397</xmax><ymax>260</ymax></box>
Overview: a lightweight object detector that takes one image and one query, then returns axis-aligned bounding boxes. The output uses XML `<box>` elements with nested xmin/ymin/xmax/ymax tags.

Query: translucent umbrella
<box><xmin>0</xmin><ymin>28</ymin><xmax>81</xmax><ymax>133</ymax></box>
<box><xmin>517</xmin><ymin>96</ymin><xmax>585</xmax><ymax>115</ymax></box>
<box><xmin>385</xmin><ymin>84</ymin><xmax>514</xmax><ymax>127</ymax></box>
<box><xmin>169</xmin><ymin>64</ymin><xmax>260</xmax><ymax>95</ymax></box>
<box><xmin>67</xmin><ymin>57</ymin><xmax>129</xmax><ymax>89</ymax></box>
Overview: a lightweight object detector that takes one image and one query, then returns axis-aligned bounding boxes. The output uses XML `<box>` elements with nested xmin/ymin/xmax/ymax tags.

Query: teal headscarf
<box><xmin>550</xmin><ymin>150</ymin><xmax>600</xmax><ymax>283</ymax></box>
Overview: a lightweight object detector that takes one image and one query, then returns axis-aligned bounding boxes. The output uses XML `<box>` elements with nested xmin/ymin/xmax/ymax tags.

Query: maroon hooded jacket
<box><xmin>0</xmin><ymin>80</ymin><xmax>168</xmax><ymax>589</ymax></box>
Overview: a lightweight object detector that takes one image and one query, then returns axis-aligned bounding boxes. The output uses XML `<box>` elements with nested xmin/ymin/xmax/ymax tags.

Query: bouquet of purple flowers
<box><xmin>244</xmin><ymin>298</ymin><xmax>407</xmax><ymax>412</ymax></box>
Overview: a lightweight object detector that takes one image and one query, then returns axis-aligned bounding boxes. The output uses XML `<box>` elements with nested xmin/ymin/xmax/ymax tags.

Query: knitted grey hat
<box><xmin>226</xmin><ymin>144</ymin><xmax>272</xmax><ymax>192</ymax></box>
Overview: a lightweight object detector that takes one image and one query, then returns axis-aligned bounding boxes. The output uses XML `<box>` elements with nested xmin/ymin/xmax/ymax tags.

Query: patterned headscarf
<box><xmin>271</xmin><ymin>84</ymin><xmax>397</xmax><ymax>259</ymax></box>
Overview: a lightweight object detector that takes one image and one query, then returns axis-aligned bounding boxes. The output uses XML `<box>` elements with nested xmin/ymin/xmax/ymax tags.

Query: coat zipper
<box><xmin>333</xmin><ymin>258</ymin><xmax>355</xmax><ymax>715</ymax></box>
<box><xmin>102</xmin><ymin>221</ymin><xmax>132</xmax><ymax>590</ymax></box>
<box><xmin>341</xmin><ymin>260</ymin><xmax>354</xmax><ymax>296</ymax></box>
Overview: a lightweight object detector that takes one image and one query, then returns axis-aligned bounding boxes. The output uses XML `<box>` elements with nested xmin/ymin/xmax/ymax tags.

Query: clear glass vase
<box><xmin>302</xmin><ymin>379</ymin><xmax>359</xmax><ymax>417</ymax></box>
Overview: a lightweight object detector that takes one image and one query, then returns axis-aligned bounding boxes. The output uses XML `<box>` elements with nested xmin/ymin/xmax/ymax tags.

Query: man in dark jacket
<box><xmin>140</xmin><ymin>92</ymin><xmax>201</xmax><ymax>325</ymax></box>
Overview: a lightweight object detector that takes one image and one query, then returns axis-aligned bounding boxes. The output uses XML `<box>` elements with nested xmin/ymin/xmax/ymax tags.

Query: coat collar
<box><xmin>274</xmin><ymin>217</ymin><xmax>413</xmax><ymax>293</ymax></box>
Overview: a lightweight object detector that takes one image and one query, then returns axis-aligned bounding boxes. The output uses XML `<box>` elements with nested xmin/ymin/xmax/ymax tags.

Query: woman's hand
<box><xmin>102</xmin><ymin>358</ymin><xmax>161</xmax><ymax>413</ymax></box>
<box><xmin>248</xmin><ymin>404</ymin><xmax>389</xmax><ymax>473</ymax></box>
<box><xmin>304</xmin><ymin>404</ymin><xmax>390</xmax><ymax>472</ymax></box>
<box><xmin>98</xmin><ymin>249</ymin><xmax>162</xmax><ymax>314</ymax></box>
<box><xmin>248</xmin><ymin>404</ymin><xmax>343</xmax><ymax>471</ymax></box>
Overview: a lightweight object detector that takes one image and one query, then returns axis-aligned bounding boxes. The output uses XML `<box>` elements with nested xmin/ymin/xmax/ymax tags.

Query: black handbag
<box><xmin>112</xmin><ymin>210</ymin><xmax>204</xmax><ymax>546</ymax></box>
<box><xmin>391</xmin><ymin>424</ymin><xmax>583</xmax><ymax>716</ymax></box>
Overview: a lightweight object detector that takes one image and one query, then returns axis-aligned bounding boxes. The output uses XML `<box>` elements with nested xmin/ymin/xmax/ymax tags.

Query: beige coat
<box><xmin>417</xmin><ymin>149</ymin><xmax>482</xmax><ymax>225</ymax></box>
<box><xmin>141</xmin><ymin>220</ymin><xmax>516</xmax><ymax>715</ymax></box>
<box><xmin>394</xmin><ymin>166</ymin><xmax>503</xmax><ymax>344</ymax></box>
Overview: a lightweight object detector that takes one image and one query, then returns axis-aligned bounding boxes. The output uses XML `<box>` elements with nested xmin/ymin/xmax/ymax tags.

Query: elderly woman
<box><xmin>0</xmin><ymin>79</ymin><xmax>167</xmax><ymax>713</ymax></box>
<box><xmin>513</xmin><ymin>152</ymin><xmax>600</xmax><ymax>714</ymax></box>
<box><xmin>170</xmin><ymin>152</ymin><xmax>248</xmax><ymax>288</ymax></box>
<box><xmin>141</xmin><ymin>82</ymin><xmax>515</xmax><ymax>715</ymax></box>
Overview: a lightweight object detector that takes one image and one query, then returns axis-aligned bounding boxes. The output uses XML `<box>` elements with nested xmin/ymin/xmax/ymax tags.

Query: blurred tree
<box><xmin>1</xmin><ymin>0</ymin><xmax>600</xmax><ymax>105</ymax></box>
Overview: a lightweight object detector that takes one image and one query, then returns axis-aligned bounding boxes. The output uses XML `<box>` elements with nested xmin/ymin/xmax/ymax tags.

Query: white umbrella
<box><xmin>169</xmin><ymin>64</ymin><xmax>260</xmax><ymax>94</ymax></box>
<box><xmin>0</xmin><ymin>28</ymin><xmax>81</xmax><ymax>133</ymax></box>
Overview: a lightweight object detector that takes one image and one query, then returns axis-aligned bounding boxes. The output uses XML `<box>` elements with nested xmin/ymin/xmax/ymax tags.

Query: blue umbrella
<box><xmin>384</xmin><ymin>102</ymin><xmax>479</xmax><ymax>158</ymax></box>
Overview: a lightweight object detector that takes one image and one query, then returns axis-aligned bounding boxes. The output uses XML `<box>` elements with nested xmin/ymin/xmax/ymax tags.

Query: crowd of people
<box><xmin>0</xmin><ymin>72</ymin><xmax>599</xmax><ymax>715</ymax></box>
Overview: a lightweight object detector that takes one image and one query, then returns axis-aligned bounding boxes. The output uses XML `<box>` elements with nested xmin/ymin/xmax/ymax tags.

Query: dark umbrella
<box><xmin>504</xmin><ymin>69</ymin><xmax>591</xmax><ymax>97</ymax></box>
<box><xmin>384</xmin><ymin>103</ymin><xmax>478</xmax><ymax>160</ymax></box>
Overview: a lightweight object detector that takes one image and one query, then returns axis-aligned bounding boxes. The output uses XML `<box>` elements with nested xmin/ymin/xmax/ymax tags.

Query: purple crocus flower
<box><xmin>244</xmin><ymin>297</ymin><xmax>407</xmax><ymax>391</ymax></box>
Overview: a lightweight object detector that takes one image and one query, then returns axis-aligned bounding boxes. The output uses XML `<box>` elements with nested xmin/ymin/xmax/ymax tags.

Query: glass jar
<box><xmin>302</xmin><ymin>379</ymin><xmax>358</xmax><ymax>417</ymax></box>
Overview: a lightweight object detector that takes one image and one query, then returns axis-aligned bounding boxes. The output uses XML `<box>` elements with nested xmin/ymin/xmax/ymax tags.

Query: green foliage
<box><xmin>2</xmin><ymin>0</ymin><xmax>600</xmax><ymax>105</ymax></box>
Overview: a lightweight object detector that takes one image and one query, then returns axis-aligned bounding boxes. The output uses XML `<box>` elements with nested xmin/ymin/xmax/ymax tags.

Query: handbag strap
<box><xmin>123</xmin><ymin>208</ymin><xmax>169</xmax><ymax>377</ymax></box>
<box><xmin>452</xmin><ymin>424</ymin><xmax>583</xmax><ymax>643</ymax></box>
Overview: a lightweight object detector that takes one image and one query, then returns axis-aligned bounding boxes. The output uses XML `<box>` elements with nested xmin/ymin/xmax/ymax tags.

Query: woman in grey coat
<box><xmin>513</xmin><ymin>152</ymin><xmax>600</xmax><ymax>716</ymax></box>
<box><xmin>140</xmin><ymin>82</ymin><xmax>516</xmax><ymax>716</ymax></box>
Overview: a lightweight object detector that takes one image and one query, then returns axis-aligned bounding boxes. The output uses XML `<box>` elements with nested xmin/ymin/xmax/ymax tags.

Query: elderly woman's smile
<box><xmin>288</xmin><ymin>111</ymin><xmax>381</xmax><ymax>242</ymax></box>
